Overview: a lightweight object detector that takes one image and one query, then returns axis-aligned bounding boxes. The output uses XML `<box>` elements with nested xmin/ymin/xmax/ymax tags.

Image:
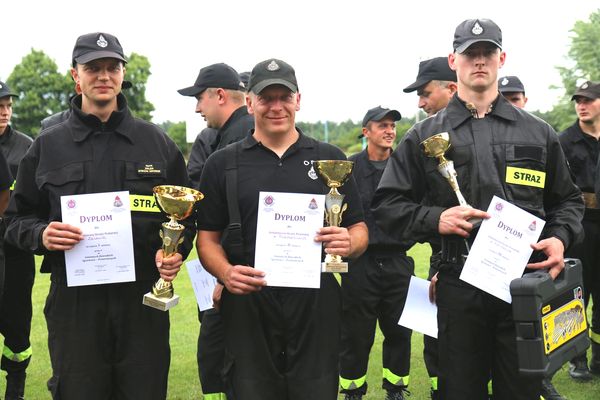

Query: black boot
<box><xmin>5</xmin><ymin>371</ymin><xmax>26</xmax><ymax>400</ymax></box>
<box><xmin>568</xmin><ymin>353</ymin><xmax>593</xmax><ymax>381</ymax></box>
<box><xmin>591</xmin><ymin>341</ymin><xmax>600</xmax><ymax>375</ymax></box>
<box><xmin>539</xmin><ymin>378</ymin><xmax>565</xmax><ymax>400</ymax></box>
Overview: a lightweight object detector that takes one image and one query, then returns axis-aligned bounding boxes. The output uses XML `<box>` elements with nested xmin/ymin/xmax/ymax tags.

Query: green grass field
<box><xmin>8</xmin><ymin>244</ymin><xmax>599</xmax><ymax>399</ymax></box>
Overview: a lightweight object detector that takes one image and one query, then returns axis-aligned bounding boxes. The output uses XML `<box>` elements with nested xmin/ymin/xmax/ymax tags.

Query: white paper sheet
<box><xmin>186</xmin><ymin>258</ymin><xmax>218</xmax><ymax>311</ymax></box>
<box><xmin>460</xmin><ymin>196</ymin><xmax>545</xmax><ymax>303</ymax></box>
<box><xmin>398</xmin><ymin>276</ymin><xmax>438</xmax><ymax>338</ymax></box>
<box><xmin>254</xmin><ymin>191</ymin><xmax>325</xmax><ymax>288</ymax></box>
<box><xmin>61</xmin><ymin>191</ymin><xmax>135</xmax><ymax>287</ymax></box>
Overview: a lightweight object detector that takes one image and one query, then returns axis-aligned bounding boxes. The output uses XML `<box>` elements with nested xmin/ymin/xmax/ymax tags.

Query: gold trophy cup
<box><xmin>314</xmin><ymin>160</ymin><xmax>354</xmax><ymax>273</ymax></box>
<box><xmin>142</xmin><ymin>185</ymin><xmax>203</xmax><ymax>311</ymax></box>
<box><xmin>420</xmin><ymin>132</ymin><xmax>470</xmax><ymax>207</ymax></box>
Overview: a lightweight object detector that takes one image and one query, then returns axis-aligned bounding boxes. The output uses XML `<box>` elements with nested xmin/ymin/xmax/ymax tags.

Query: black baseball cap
<box><xmin>498</xmin><ymin>76</ymin><xmax>525</xmax><ymax>93</ymax></box>
<box><xmin>362</xmin><ymin>106</ymin><xmax>401</xmax><ymax>127</ymax></box>
<box><xmin>0</xmin><ymin>81</ymin><xmax>17</xmax><ymax>99</ymax></box>
<box><xmin>453</xmin><ymin>19</ymin><xmax>502</xmax><ymax>54</ymax></box>
<box><xmin>571</xmin><ymin>81</ymin><xmax>600</xmax><ymax>101</ymax></box>
<box><xmin>247</xmin><ymin>59</ymin><xmax>298</xmax><ymax>94</ymax></box>
<box><xmin>403</xmin><ymin>57</ymin><xmax>457</xmax><ymax>93</ymax></box>
<box><xmin>72</xmin><ymin>32</ymin><xmax>127</xmax><ymax>66</ymax></box>
<box><xmin>178</xmin><ymin>63</ymin><xmax>244</xmax><ymax>97</ymax></box>
<box><xmin>239</xmin><ymin>71</ymin><xmax>251</xmax><ymax>90</ymax></box>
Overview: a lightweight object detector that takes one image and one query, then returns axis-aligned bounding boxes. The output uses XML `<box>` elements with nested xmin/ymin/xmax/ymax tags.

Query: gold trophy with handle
<box><xmin>314</xmin><ymin>160</ymin><xmax>354</xmax><ymax>273</ymax></box>
<box><xmin>143</xmin><ymin>185</ymin><xmax>203</xmax><ymax>311</ymax></box>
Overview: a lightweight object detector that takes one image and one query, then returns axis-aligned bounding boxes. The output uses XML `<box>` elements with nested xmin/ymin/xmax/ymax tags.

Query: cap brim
<box><xmin>499</xmin><ymin>86</ymin><xmax>524</xmax><ymax>93</ymax></box>
<box><xmin>571</xmin><ymin>92</ymin><xmax>598</xmax><ymax>101</ymax></box>
<box><xmin>250</xmin><ymin>79</ymin><xmax>298</xmax><ymax>94</ymax></box>
<box><xmin>177</xmin><ymin>85</ymin><xmax>206</xmax><ymax>97</ymax></box>
<box><xmin>0</xmin><ymin>92</ymin><xmax>18</xmax><ymax>98</ymax></box>
<box><xmin>455</xmin><ymin>39</ymin><xmax>501</xmax><ymax>54</ymax></box>
<box><xmin>403</xmin><ymin>78</ymin><xmax>429</xmax><ymax>93</ymax></box>
<box><xmin>74</xmin><ymin>51</ymin><xmax>127</xmax><ymax>65</ymax></box>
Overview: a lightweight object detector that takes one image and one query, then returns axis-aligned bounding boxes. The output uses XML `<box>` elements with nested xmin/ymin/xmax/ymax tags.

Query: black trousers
<box><xmin>565</xmin><ymin>217</ymin><xmax>600</xmax><ymax>343</ymax></box>
<box><xmin>220</xmin><ymin>275</ymin><xmax>341</xmax><ymax>400</ymax></box>
<box><xmin>45</xmin><ymin>278</ymin><xmax>170</xmax><ymax>400</ymax></box>
<box><xmin>0</xmin><ymin>245</ymin><xmax>35</xmax><ymax>374</ymax></box>
<box><xmin>197</xmin><ymin>307</ymin><xmax>227</xmax><ymax>397</ymax></box>
<box><xmin>423</xmin><ymin>252</ymin><xmax>441</xmax><ymax>387</ymax></box>
<box><xmin>339</xmin><ymin>250</ymin><xmax>413</xmax><ymax>394</ymax></box>
<box><xmin>436</xmin><ymin>267</ymin><xmax>541</xmax><ymax>400</ymax></box>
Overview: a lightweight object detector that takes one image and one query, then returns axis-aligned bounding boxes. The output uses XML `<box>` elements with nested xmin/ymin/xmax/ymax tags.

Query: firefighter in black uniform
<box><xmin>196</xmin><ymin>58</ymin><xmax>368</xmax><ymax>400</ymax></box>
<box><xmin>0</xmin><ymin>80</ymin><xmax>35</xmax><ymax>400</ymax></box>
<box><xmin>179</xmin><ymin>64</ymin><xmax>254</xmax><ymax>400</ymax></box>
<box><xmin>339</xmin><ymin>106</ymin><xmax>413</xmax><ymax>400</ymax></box>
<box><xmin>5</xmin><ymin>32</ymin><xmax>194</xmax><ymax>400</ymax></box>
<box><xmin>372</xmin><ymin>19</ymin><xmax>584</xmax><ymax>400</ymax></box>
<box><xmin>558</xmin><ymin>80</ymin><xmax>600</xmax><ymax>380</ymax></box>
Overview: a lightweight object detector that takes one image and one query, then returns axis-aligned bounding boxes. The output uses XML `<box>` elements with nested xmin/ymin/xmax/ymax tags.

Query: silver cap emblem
<box><xmin>97</xmin><ymin>35</ymin><xmax>108</xmax><ymax>48</ymax></box>
<box><xmin>581</xmin><ymin>82</ymin><xmax>589</xmax><ymax>89</ymax></box>
<box><xmin>267</xmin><ymin>60</ymin><xmax>280</xmax><ymax>71</ymax></box>
<box><xmin>501</xmin><ymin>78</ymin><xmax>509</xmax><ymax>86</ymax></box>
<box><xmin>472</xmin><ymin>22</ymin><xmax>483</xmax><ymax>35</ymax></box>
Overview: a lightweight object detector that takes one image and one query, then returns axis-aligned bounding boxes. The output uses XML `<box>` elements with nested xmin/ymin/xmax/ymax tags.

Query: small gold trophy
<box><xmin>143</xmin><ymin>185</ymin><xmax>203</xmax><ymax>311</ymax></box>
<box><xmin>420</xmin><ymin>132</ymin><xmax>470</xmax><ymax>207</ymax></box>
<box><xmin>314</xmin><ymin>160</ymin><xmax>354</xmax><ymax>273</ymax></box>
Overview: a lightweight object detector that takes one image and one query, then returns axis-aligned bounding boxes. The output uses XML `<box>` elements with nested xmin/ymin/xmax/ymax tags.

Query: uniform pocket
<box><xmin>504</xmin><ymin>145</ymin><xmax>546</xmax><ymax>212</ymax></box>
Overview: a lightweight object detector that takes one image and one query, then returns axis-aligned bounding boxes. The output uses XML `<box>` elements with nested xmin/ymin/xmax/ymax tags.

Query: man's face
<box><xmin>417</xmin><ymin>81</ymin><xmax>455</xmax><ymax>116</ymax></box>
<box><xmin>502</xmin><ymin>92</ymin><xmax>527</xmax><ymax>109</ymax></box>
<box><xmin>450</xmin><ymin>43</ymin><xmax>505</xmax><ymax>93</ymax></box>
<box><xmin>247</xmin><ymin>85</ymin><xmax>300</xmax><ymax>135</ymax></box>
<box><xmin>0</xmin><ymin>96</ymin><xmax>13</xmax><ymax>134</ymax></box>
<box><xmin>195</xmin><ymin>89</ymin><xmax>222</xmax><ymax>129</ymax></box>
<box><xmin>364</xmin><ymin>117</ymin><xmax>396</xmax><ymax>151</ymax></box>
<box><xmin>71</xmin><ymin>58</ymin><xmax>124</xmax><ymax>105</ymax></box>
<box><xmin>575</xmin><ymin>96</ymin><xmax>600</xmax><ymax>124</ymax></box>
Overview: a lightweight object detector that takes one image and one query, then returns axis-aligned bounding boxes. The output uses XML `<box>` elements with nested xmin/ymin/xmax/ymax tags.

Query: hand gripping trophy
<box><xmin>143</xmin><ymin>185</ymin><xmax>203</xmax><ymax>311</ymax></box>
<box><xmin>421</xmin><ymin>132</ymin><xmax>481</xmax><ymax>229</ymax></box>
<box><xmin>314</xmin><ymin>160</ymin><xmax>354</xmax><ymax>273</ymax></box>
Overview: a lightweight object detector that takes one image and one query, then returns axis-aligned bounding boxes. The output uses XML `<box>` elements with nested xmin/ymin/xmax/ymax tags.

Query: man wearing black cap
<box><xmin>404</xmin><ymin>57</ymin><xmax>457</xmax><ymax>117</ymax></box>
<box><xmin>196</xmin><ymin>58</ymin><xmax>368</xmax><ymax>400</ymax></box>
<box><xmin>339</xmin><ymin>106</ymin><xmax>413</xmax><ymax>400</ymax></box>
<box><xmin>0</xmin><ymin>80</ymin><xmax>34</xmax><ymax>400</ymax></box>
<box><xmin>404</xmin><ymin>57</ymin><xmax>457</xmax><ymax>399</ymax></box>
<box><xmin>498</xmin><ymin>76</ymin><xmax>528</xmax><ymax>109</ymax></box>
<box><xmin>5</xmin><ymin>32</ymin><xmax>195</xmax><ymax>400</ymax></box>
<box><xmin>559</xmin><ymin>80</ymin><xmax>600</xmax><ymax>382</ymax></box>
<box><xmin>372</xmin><ymin>18</ymin><xmax>584</xmax><ymax>400</ymax></box>
<box><xmin>179</xmin><ymin>63</ymin><xmax>253</xmax><ymax>399</ymax></box>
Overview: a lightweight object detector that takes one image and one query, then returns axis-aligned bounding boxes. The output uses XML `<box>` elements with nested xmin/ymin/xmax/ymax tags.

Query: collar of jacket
<box><xmin>0</xmin><ymin>124</ymin><xmax>14</xmax><ymax>144</ymax></box>
<box><xmin>70</xmin><ymin>93</ymin><xmax>134</xmax><ymax>143</ymax></box>
<box><xmin>445</xmin><ymin>92</ymin><xmax>519</xmax><ymax>130</ymax></box>
<box><xmin>218</xmin><ymin>105</ymin><xmax>249</xmax><ymax>135</ymax></box>
<box><xmin>241</xmin><ymin>126</ymin><xmax>315</xmax><ymax>151</ymax></box>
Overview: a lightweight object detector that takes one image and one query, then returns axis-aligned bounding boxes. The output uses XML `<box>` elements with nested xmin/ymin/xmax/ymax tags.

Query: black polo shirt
<box><xmin>197</xmin><ymin>130</ymin><xmax>364</xmax><ymax>266</ymax></box>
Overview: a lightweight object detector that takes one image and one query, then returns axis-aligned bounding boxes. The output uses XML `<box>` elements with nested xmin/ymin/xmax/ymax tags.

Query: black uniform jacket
<box><xmin>187</xmin><ymin>106</ymin><xmax>254</xmax><ymax>189</ymax></box>
<box><xmin>372</xmin><ymin>94</ymin><xmax>584</xmax><ymax>254</ymax></box>
<box><xmin>0</xmin><ymin>126</ymin><xmax>32</xmax><ymax>180</ymax></box>
<box><xmin>349</xmin><ymin>148</ymin><xmax>412</xmax><ymax>251</ymax></box>
<box><xmin>5</xmin><ymin>94</ymin><xmax>194</xmax><ymax>281</ymax></box>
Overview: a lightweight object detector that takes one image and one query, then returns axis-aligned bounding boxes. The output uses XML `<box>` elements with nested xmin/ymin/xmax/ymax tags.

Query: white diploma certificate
<box><xmin>61</xmin><ymin>191</ymin><xmax>136</xmax><ymax>287</ymax></box>
<box><xmin>398</xmin><ymin>276</ymin><xmax>438</xmax><ymax>338</ymax></box>
<box><xmin>460</xmin><ymin>195</ymin><xmax>545</xmax><ymax>303</ymax></box>
<box><xmin>186</xmin><ymin>258</ymin><xmax>218</xmax><ymax>311</ymax></box>
<box><xmin>254</xmin><ymin>191</ymin><xmax>325</xmax><ymax>288</ymax></box>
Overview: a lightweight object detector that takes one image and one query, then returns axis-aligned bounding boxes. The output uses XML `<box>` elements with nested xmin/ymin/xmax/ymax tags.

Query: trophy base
<box><xmin>143</xmin><ymin>292</ymin><xmax>180</xmax><ymax>311</ymax></box>
<box><xmin>322</xmin><ymin>261</ymin><xmax>348</xmax><ymax>273</ymax></box>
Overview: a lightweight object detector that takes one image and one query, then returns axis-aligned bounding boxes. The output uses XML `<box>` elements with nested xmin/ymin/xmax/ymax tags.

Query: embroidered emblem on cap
<box><xmin>267</xmin><ymin>60</ymin><xmax>280</xmax><ymax>71</ymax></box>
<box><xmin>0</xmin><ymin>84</ymin><xmax>3</xmax><ymax>89</ymax></box>
<box><xmin>97</xmin><ymin>35</ymin><xmax>108</xmax><ymax>48</ymax></box>
<box><xmin>471</xmin><ymin>22</ymin><xmax>483</xmax><ymax>35</ymax></box>
<box><xmin>581</xmin><ymin>82</ymin><xmax>589</xmax><ymax>89</ymax></box>
<box><xmin>501</xmin><ymin>78</ymin><xmax>509</xmax><ymax>86</ymax></box>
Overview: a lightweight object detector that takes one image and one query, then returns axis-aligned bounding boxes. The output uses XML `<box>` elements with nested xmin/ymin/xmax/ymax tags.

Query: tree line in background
<box><xmin>4</xmin><ymin>9</ymin><xmax>599</xmax><ymax>156</ymax></box>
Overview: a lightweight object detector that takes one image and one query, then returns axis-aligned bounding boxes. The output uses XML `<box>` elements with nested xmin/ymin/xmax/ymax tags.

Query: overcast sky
<box><xmin>3</xmin><ymin>1</ymin><xmax>598</xmax><ymax>134</ymax></box>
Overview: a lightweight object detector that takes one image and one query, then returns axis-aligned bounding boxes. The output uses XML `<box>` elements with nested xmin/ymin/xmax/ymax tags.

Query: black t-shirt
<box><xmin>197</xmin><ymin>131</ymin><xmax>364</xmax><ymax>266</ymax></box>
